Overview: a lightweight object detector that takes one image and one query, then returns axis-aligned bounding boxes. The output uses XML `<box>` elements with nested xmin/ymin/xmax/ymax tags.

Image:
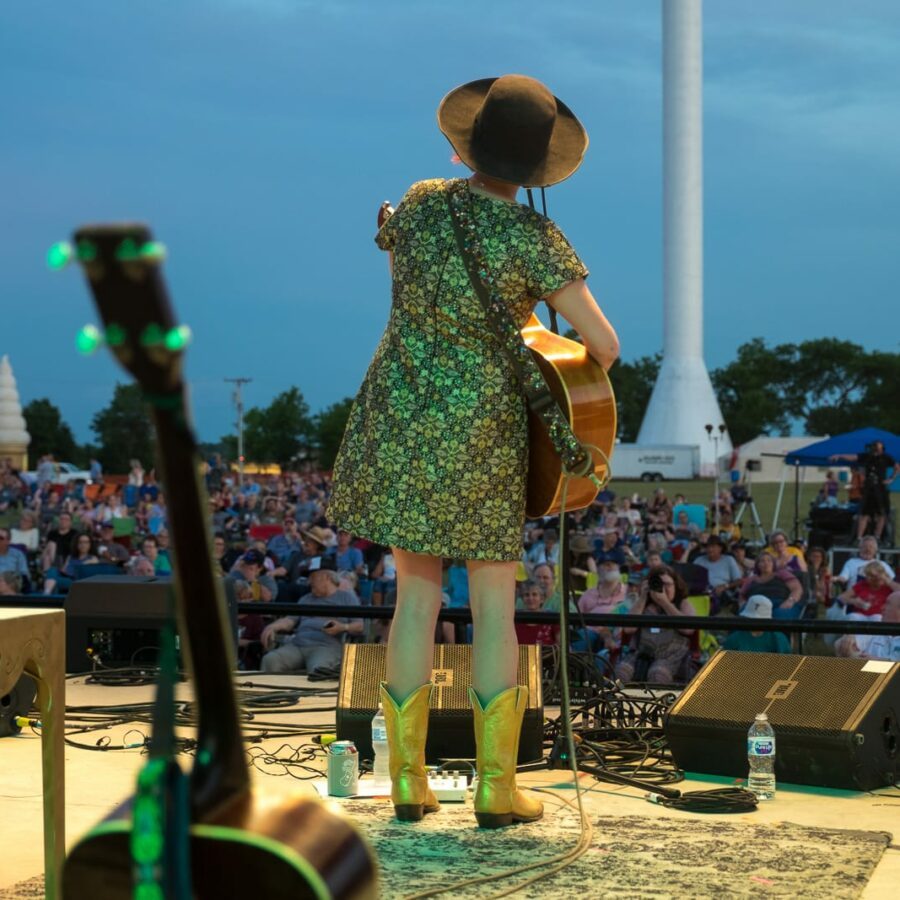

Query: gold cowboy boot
<box><xmin>379</xmin><ymin>682</ymin><xmax>440</xmax><ymax>821</ymax></box>
<box><xmin>469</xmin><ymin>686</ymin><xmax>543</xmax><ymax>828</ymax></box>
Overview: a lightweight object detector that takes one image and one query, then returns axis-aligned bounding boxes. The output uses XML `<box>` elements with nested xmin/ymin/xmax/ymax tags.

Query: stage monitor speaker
<box><xmin>665</xmin><ymin>651</ymin><xmax>900</xmax><ymax>791</ymax></box>
<box><xmin>0</xmin><ymin>674</ymin><xmax>37</xmax><ymax>737</ymax></box>
<box><xmin>66</xmin><ymin>575</ymin><xmax>239</xmax><ymax>672</ymax></box>
<box><xmin>336</xmin><ymin>644</ymin><xmax>544</xmax><ymax>765</ymax></box>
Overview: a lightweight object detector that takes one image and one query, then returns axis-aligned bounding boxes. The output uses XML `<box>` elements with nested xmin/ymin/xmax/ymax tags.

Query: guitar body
<box><xmin>64</xmin><ymin>791</ymin><xmax>376</xmax><ymax>900</ymax></box>
<box><xmin>522</xmin><ymin>314</ymin><xmax>617</xmax><ymax>517</ymax></box>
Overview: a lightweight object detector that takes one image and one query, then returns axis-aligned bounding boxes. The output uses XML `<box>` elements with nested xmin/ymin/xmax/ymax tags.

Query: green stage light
<box><xmin>164</xmin><ymin>324</ymin><xmax>192</xmax><ymax>351</ymax></box>
<box><xmin>75</xmin><ymin>324</ymin><xmax>103</xmax><ymax>355</ymax></box>
<box><xmin>47</xmin><ymin>242</ymin><xmax>73</xmax><ymax>270</ymax></box>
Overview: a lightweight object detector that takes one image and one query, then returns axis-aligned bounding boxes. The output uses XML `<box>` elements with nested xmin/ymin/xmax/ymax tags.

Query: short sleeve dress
<box><xmin>327</xmin><ymin>178</ymin><xmax>588</xmax><ymax>561</ymax></box>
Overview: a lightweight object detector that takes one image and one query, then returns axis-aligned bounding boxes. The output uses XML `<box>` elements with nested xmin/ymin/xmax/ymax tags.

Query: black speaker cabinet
<box><xmin>0</xmin><ymin>674</ymin><xmax>37</xmax><ymax>737</ymax></box>
<box><xmin>65</xmin><ymin>575</ymin><xmax>239</xmax><ymax>672</ymax></box>
<box><xmin>665</xmin><ymin>651</ymin><xmax>900</xmax><ymax>791</ymax></box>
<box><xmin>336</xmin><ymin>644</ymin><xmax>544</xmax><ymax>765</ymax></box>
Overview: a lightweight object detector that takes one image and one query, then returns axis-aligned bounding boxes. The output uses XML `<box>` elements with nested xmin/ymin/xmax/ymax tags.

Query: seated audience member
<box><xmin>836</xmin><ymin>561</ymin><xmax>900</xmax><ymax>620</ymax></box>
<box><xmin>693</xmin><ymin>536</ymin><xmax>743</xmax><ymax>609</ymax></box>
<box><xmin>730</xmin><ymin>541</ymin><xmax>755</xmax><ymax>578</ymax></box>
<box><xmin>722</xmin><ymin>595</ymin><xmax>791</xmax><ymax>654</ymax></box>
<box><xmin>835</xmin><ymin>592</ymin><xmax>900</xmax><ymax>661</ymax></box>
<box><xmin>43</xmin><ymin>532</ymin><xmax>98</xmax><ymax>594</ymax></box>
<box><xmin>128</xmin><ymin>555</ymin><xmax>156</xmax><ymax>577</ymax></box>
<box><xmin>514</xmin><ymin>580</ymin><xmax>559</xmax><ymax>646</ymax></box>
<box><xmin>371</xmin><ymin>546</ymin><xmax>397</xmax><ymax>606</ymax></box>
<box><xmin>10</xmin><ymin>510</ymin><xmax>39</xmax><ymax>552</ymax></box>
<box><xmin>672</xmin><ymin>508</ymin><xmax>700</xmax><ymax>545</ymax></box>
<box><xmin>594</xmin><ymin>528</ymin><xmax>628</xmax><ymax>567</ymax></box>
<box><xmin>0</xmin><ymin>570</ymin><xmax>23</xmax><ymax>596</ymax></box>
<box><xmin>281</xmin><ymin>526</ymin><xmax>336</xmax><ymax>595</ymax></box>
<box><xmin>740</xmin><ymin>551</ymin><xmax>804</xmax><ymax>619</ymax></box>
<box><xmin>141</xmin><ymin>534</ymin><xmax>172</xmax><ymax>576</ymax></box>
<box><xmin>211</xmin><ymin>533</ymin><xmax>231</xmax><ymax>573</ymax></box>
<box><xmin>230</xmin><ymin>549</ymin><xmax>277</xmax><ymax>602</ymax></box>
<box><xmin>443</xmin><ymin>559</ymin><xmax>470</xmax><ymax>609</ymax></box>
<box><xmin>335</xmin><ymin>529</ymin><xmax>365</xmax><ymax>575</ymax></box>
<box><xmin>716</xmin><ymin>508</ymin><xmax>742</xmax><ymax>544</ymax></box>
<box><xmin>259</xmin><ymin>559</ymin><xmax>363</xmax><ymax>675</ymax></box>
<box><xmin>41</xmin><ymin>511</ymin><xmax>78</xmax><ymax>572</ymax></box>
<box><xmin>764</xmin><ymin>530</ymin><xmax>807</xmax><ymax>573</ymax></box>
<box><xmin>805</xmin><ymin>545</ymin><xmax>832</xmax><ymax>608</ymax></box>
<box><xmin>615</xmin><ymin>566</ymin><xmax>696</xmax><ymax>684</ymax></box>
<box><xmin>647</xmin><ymin>487</ymin><xmax>673</xmax><ymax>527</ymax></box>
<box><xmin>267</xmin><ymin>516</ymin><xmax>302</xmax><ymax>564</ymax></box>
<box><xmin>525</xmin><ymin>527</ymin><xmax>560</xmax><ymax>569</ymax></box>
<box><xmin>104</xmin><ymin>542</ymin><xmax>131</xmax><ymax>570</ymax></box>
<box><xmin>259</xmin><ymin>497</ymin><xmax>283</xmax><ymax>525</ymax></box>
<box><xmin>616</xmin><ymin>498</ymin><xmax>642</xmax><ymax>535</ymax></box>
<box><xmin>835</xmin><ymin>536</ymin><xmax>894</xmax><ymax>587</ymax></box>
<box><xmin>645</xmin><ymin>532</ymin><xmax>673</xmax><ymax>566</ymax></box>
<box><xmin>568</xmin><ymin>532</ymin><xmax>598</xmax><ymax>593</ymax></box>
<box><xmin>0</xmin><ymin>528</ymin><xmax>29</xmax><ymax>582</ymax></box>
<box><xmin>535</xmin><ymin>562</ymin><xmax>568</xmax><ymax>612</ymax></box>
<box><xmin>572</xmin><ymin>560</ymin><xmax>629</xmax><ymax>655</ymax></box>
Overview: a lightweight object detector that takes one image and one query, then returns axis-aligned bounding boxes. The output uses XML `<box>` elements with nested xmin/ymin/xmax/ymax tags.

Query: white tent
<box><xmin>717</xmin><ymin>435</ymin><xmax>828</xmax><ymax>483</ymax></box>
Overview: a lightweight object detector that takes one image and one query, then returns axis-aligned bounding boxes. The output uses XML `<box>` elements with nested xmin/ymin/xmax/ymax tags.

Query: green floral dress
<box><xmin>327</xmin><ymin>178</ymin><xmax>588</xmax><ymax>561</ymax></box>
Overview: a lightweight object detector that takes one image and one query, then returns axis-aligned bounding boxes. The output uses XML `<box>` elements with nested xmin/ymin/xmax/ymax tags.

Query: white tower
<box><xmin>0</xmin><ymin>355</ymin><xmax>31</xmax><ymax>470</ymax></box>
<box><xmin>637</xmin><ymin>0</ymin><xmax>731</xmax><ymax>473</ymax></box>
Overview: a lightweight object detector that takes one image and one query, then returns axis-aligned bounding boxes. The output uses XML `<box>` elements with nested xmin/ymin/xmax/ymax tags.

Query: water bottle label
<box><xmin>748</xmin><ymin>737</ymin><xmax>775</xmax><ymax>756</ymax></box>
<box><xmin>372</xmin><ymin>725</ymin><xmax>387</xmax><ymax>742</ymax></box>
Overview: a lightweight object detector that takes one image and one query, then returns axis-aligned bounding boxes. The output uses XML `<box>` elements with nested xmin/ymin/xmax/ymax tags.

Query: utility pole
<box><xmin>225</xmin><ymin>377</ymin><xmax>252</xmax><ymax>487</ymax></box>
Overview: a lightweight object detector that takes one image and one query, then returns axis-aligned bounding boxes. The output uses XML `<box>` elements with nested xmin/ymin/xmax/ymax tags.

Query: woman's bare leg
<box><xmin>467</xmin><ymin>559</ymin><xmax>518</xmax><ymax>703</ymax></box>
<box><xmin>385</xmin><ymin>547</ymin><xmax>443</xmax><ymax>703</ymax></box>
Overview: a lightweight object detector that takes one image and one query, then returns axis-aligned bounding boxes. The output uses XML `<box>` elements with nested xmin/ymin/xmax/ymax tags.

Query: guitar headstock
<box><xmin>52</xmin><ymin>223</ymin><xmax>189</xmax><ymax>397</ymax></box>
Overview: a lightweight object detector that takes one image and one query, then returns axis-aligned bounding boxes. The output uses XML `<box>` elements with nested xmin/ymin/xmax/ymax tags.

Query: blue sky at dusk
<box><xmin>2</xmin><ymin>1</ymin><xmax>899</xmax><ymax>445</ymax></box>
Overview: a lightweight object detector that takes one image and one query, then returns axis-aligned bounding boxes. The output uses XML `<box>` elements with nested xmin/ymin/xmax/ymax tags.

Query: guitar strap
<box><xmin>444</xmin><ymin>180</ymin><xmax>593</xmax><ymax>479</ymax></box>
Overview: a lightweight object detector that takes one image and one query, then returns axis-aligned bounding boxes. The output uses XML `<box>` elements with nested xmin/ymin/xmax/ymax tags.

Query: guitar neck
<box><xmin>150</xmin><ymin>394</ymin><xmax>251</xmax><ymax>820</ymax></box>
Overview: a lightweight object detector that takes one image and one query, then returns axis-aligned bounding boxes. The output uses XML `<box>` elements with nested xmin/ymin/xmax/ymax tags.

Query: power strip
<box><xmin>426</xmin><ymin>774</ymin><xmax>469</xmax><ymax>802</ymax></box>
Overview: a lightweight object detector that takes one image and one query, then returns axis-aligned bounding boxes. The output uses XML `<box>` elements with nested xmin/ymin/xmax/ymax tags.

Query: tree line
<box><xmin>22</xmin><ymin>337</ymin><xmax>900</xmax><ymax>473</ymax></box>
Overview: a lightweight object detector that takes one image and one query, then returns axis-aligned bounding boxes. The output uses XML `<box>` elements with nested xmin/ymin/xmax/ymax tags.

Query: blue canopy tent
<box><xmin>774</xmin><ymin>428</ymin><xmax>900</xmax><ymax>538</ymax></box>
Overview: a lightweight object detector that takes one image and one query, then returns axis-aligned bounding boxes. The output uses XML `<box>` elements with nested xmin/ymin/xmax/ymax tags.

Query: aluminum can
<box><xmin>327</xmin><ymin>740</ymin><xmax>359</xmax><ymax>797</ymax></box>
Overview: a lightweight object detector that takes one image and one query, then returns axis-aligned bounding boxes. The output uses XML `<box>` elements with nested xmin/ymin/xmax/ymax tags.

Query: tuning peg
<box><xmin>47</xmin><ymin>242</ymin><xmax>74</xmax><ymax>270</ymax></box>
<box><xmin>164</xmin><ymin>324</ymin><xmax>192</xmax><ymax>351</ymax></box>
<box><xmin>75</xmin><ymin>324</ymin><xmax>104</xmax><ymax>355</ymax></box>
<box><xmin>116</xmin><ymin>238</ymin><xmax>167</xmax><ymax>263</ymax></box>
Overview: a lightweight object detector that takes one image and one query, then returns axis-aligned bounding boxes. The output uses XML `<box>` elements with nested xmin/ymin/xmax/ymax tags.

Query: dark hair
<box><xmin>643</xmin><ymin>564</ymin><xmax>688</xmax><ymax>605</ymax></box>
<box><xmin>142</xmin><ymin>534</ymin><xmax>159</xmax><ymax>548</ymax></box>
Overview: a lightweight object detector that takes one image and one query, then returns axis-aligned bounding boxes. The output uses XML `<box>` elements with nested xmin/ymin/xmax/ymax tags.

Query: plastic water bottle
<box><xmin>747</xmin><ymin>713</ymin><xmax>776</xmax><ymax>800</ymax></box>
<box><xmin>371</xmin><ymin>705</ymin><xmax>390</xmax><ymax>783</ymax></box>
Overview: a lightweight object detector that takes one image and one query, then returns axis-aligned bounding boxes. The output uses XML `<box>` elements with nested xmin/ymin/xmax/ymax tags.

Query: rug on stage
<box><xmin>2</xmin><ymin>801</ymin><xmax>891</xmax><ymax>899</ymax></box>
<box><xmin>338</xmin><ymin>798</ymin><xmax>891</xmax><ymax>899</ymax></box>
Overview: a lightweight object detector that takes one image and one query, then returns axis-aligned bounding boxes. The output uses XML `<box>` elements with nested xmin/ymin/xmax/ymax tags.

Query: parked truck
<box><xmin>610</xmin><ymin>444</ymin><xmax>700</xmax><ymax>481</ymax></box>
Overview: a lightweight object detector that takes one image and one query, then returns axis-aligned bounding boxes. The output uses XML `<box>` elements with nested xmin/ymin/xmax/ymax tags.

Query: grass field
<box><xmin>612</xmin><ymin>477</ymin><xmax>826</xmax><ymax>542</ymax></box>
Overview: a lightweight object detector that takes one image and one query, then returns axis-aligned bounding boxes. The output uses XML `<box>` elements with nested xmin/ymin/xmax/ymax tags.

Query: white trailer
<box><xmin>611</xmin><ymin>444</ymin><xmax>700</xmax><ymax>481</ymax></box>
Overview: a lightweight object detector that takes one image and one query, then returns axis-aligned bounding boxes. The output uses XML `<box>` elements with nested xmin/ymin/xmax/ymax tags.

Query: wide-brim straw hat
<box><xmin>301</xmin><ymin>526</ymin><xmax>334</xmax><ymax>548</ymax></box>
<box><xmin>438</xmin><ymin>74</ymin><xmax>588</xmax><ymax>188</ymax></box>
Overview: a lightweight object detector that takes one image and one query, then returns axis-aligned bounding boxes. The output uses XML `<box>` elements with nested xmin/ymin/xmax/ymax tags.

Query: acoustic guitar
<box><xmin>60</xmin><ymin>225</ymin><xmax>377</xmax><ymax>899</ymax></box>
<box><xmin>377</xmin><ymin>197</ymin><xmax>617</xmax><ymax>519</ymax></box>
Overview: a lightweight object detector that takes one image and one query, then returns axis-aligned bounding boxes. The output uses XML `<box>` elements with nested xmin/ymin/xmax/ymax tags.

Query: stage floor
<box><xmin>1</xmin><ymin>675</ymin><xmax>898</xmax><ymax>897</ymax></box>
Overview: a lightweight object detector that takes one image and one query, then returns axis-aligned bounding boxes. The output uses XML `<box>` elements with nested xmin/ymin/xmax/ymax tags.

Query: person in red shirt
<box><xmin>514</xmin><ymin>580</ymin><xmax>559</xmax><ymax>646</ymax></box>
<box><xmin>838</xmin><ymin>561</ymin><xmax>900</xmax><ymax>619</ymax></box>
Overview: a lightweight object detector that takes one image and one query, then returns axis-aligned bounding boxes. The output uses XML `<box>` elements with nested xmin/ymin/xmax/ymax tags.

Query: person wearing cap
<box><xmin>260</xmin><ymin>556</ymin><xmax>363</xmax><ymax>675</ymax></box>
<box><xmin>327</xmin><ymin>74</ymin><xmax>618</xmax><ymax>828</ymax></box>
<box><xmin>228</xmin><ymin>549</ymin><xmax>277</xmax><ymax>602</ymax></box>
<box><xmin>722</xmin><ymin>596</ymin><xmax>791</xmax><ymax>654</ymax></box>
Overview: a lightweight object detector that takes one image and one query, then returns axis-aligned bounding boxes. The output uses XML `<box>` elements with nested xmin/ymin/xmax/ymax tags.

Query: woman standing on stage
<box><xmin>328</xmin><ymin>75</ymin><xmax>619</xmax><ymax>828</ymax></box>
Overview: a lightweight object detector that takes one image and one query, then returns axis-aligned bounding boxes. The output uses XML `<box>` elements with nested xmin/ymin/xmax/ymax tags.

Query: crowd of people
<box><xmin>1</xmin><ymin>455</ymin><xmax>898</xmax><ymax>678</ymax></box>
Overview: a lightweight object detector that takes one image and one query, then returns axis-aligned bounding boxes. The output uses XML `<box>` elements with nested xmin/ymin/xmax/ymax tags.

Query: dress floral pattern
<box><xmin>327</xmin><ymin>178</ymin><xmax>588</xmax><ymax>560</ymax></box>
